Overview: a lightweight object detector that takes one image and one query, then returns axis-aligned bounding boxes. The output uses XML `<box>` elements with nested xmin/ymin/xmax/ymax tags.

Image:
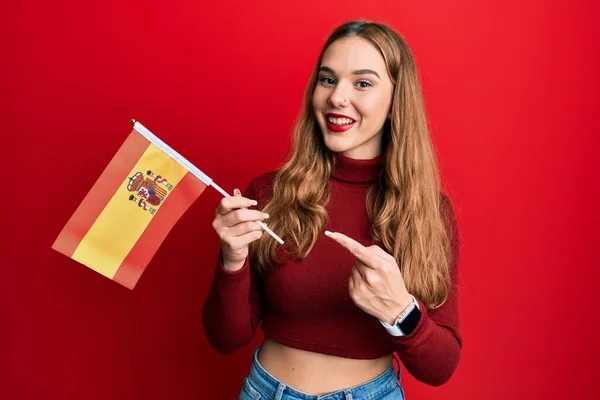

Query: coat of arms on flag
<box><xmin>127</xmin><ymin>170</ymin><xmax>174</xmax><ymax>214</ymax></box>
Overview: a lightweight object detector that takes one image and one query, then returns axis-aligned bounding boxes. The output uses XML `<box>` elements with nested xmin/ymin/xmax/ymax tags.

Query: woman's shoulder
<box><xmin>440</xmin><ymin>190</ymin><xmax>459</xmax><ymax>214</ymax></box>
<box><xmin>439</xmin><ymin>192</ymin><xmax>455</xmax><ymax>214</ymax></box>
<box><xmin>249</xmin><ymin>170</ymin><xmax>278</xmax><ymax>188</ymax></box>
<box><xmin>243</xmin><ymin>170</ymin><xmax>278</xmax><ymax>202</ymax></box>
<box><xmin>439</xmin><ymin>191</ymin><xmax>459</xmax><ymax>243</ymax></box>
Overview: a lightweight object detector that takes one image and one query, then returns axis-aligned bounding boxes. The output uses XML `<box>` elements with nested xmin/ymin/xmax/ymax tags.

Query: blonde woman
<box><xmin>203</xmin><ymin>20</ymin><xmax>461</xmax><ymax>399</ymax></box>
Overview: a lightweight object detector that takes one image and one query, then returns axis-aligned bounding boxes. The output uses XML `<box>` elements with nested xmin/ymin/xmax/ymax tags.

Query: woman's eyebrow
<box><xmin>318</xmin><ymin>66</ymin><xmax>381</xmax><ymax>80</ymax></box>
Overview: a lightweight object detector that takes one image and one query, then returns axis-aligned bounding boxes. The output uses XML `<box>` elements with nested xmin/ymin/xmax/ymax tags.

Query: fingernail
<box><xmin>262</xmin><ymin>213</ymin><xmax>269</xmax><ymax>219</ymax></box>
<box><xmin>324</xmin><ymin>230</ymin><xmax>334</xmax><ymax>237</ymax></box>
<box><xmin>234</xmin><ymin>189</ymin><xmax>240</xmax><ymax>195</ymax></box>
<box><xmin>249</xmin><ymin>200</ymin><xmax>258</xmax><ymax>206</ymax></box>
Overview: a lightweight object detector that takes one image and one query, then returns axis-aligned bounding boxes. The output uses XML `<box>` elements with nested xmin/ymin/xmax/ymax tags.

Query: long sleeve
<box><xmin>201</xmin><ymin>180</ymin><xmax>263</xmax><ymax>354</ymax></box>
<box><xmin>391</xmin><ymin>194</ymin><xmax>462</xmax><ymax>386</ymax></box>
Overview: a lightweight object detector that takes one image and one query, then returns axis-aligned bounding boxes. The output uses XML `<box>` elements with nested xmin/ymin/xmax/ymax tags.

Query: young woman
<box><xmin>203</xmin><ymin>20</ymin><xmax>461</xmax><ymax>399</ymax></box>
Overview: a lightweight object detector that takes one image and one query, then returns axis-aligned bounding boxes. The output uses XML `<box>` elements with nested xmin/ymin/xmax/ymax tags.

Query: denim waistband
<box><xmin>245</xmin><ymin>346</ymin><xmax>401</xmax><ymax>399</ymax></box>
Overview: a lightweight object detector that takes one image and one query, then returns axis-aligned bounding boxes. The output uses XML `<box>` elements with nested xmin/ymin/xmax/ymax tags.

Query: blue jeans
<box><xmin>239</xmin><ymin>347</ymin><xmax>405</xmax><ymax>400</ymax></box>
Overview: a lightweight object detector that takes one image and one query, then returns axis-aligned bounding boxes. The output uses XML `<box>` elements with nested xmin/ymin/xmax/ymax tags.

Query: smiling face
<box><xmin>312</xmin><ymin>36</ymin><xmax>395</xmax><ymax>160</ymax></box>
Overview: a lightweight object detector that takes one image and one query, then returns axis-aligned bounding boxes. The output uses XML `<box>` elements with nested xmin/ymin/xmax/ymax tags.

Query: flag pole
<box><xmin>129</xmin><ymin>119</ymin><xmax>284</xmax><ymax>245</ymax></box>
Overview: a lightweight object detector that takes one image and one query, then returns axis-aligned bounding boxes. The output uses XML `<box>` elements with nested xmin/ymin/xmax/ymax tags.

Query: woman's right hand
<box><xmin>212</xmin><ymin>188</ymin><xmax>269</xmax><ymax>272</ymax></box>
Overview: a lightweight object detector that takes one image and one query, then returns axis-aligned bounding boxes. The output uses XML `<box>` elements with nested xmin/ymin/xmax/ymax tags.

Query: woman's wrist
<box><xmin>383</xmin><ymin>293</ymin><xmax>415</xmax><ymax>325</ymax></box>
<box><xmin>220</xmin><ymin>251</ymin><xmax>247</xmax><ymax>272</ymax></box>
<box><xmin>222</xmin><ymin>259</ymin><xmax>246</xmax><ymax>272</ymax></box>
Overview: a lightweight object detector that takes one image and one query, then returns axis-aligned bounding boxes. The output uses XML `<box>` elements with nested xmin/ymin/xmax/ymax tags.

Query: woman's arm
<box><xmin>327</xmin><ymin>194</ymin><xmax>462</xmax><ymax>386</ymax></box>
<box><xmin>390</xmin><ymin>194</ymin><xmax>462</xmax><ymax>386</ymax></box>
<box><xmin>201</xmin><ymin>181</ymin><xmax>264</xmax><ymax>354</ymax></box>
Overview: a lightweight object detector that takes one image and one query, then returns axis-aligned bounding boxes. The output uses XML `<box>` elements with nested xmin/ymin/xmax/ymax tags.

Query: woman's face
<box><xmin>312</xmin><ymin>36</ymin><xmax>394</xmax><ymax>160</ymax></box>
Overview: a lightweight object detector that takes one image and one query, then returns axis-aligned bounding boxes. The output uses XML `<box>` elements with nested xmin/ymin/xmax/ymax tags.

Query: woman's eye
<box><xmin>319</xmin><ymin>76</ymin><xmax>336</xmax><ymax>86</ymax></box>
<box><xmin>318</xmin><ymin>77</ymin><xmax>372</xmax><ymax>88</ymax></box>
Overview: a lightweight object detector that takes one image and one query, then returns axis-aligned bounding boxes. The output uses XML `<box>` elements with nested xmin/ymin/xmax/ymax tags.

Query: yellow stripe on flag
<box><xmin>71</xmin><ymin>143</ymin><xmax>189</xmax><ymax>279</ymax></box>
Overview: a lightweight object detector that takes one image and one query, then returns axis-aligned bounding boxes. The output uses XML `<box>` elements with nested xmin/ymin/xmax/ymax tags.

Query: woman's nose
<box><xmin>328</xmin><ymin>84</ymin><xmax>351</xmax><ymax>108</ymax></box>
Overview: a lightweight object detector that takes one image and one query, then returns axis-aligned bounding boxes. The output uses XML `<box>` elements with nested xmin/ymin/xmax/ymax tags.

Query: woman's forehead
<box><xmin>320</xmin><ymin>36</ymin><xmax>387</xmax><ymax>76</ymax></box>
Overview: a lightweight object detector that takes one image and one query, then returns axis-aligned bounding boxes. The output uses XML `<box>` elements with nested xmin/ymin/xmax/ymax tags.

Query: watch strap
<box><xmin>380</xmin><ymin>295</ymin><xmax>421</xmax><ymax>337</ymax></box>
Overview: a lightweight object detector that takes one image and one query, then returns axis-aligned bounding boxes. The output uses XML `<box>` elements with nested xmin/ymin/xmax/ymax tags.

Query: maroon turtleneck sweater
<box><xmin>202</xmin><ymin>152</ymin><xmax>462</xmax><ymax>386</ymax></box>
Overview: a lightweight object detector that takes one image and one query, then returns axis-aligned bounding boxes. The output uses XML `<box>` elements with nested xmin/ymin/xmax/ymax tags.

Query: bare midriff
<box><xmin>257</xmin><ymin>337</ymin><xmax>393</xmax><ymax>395</ymax></box>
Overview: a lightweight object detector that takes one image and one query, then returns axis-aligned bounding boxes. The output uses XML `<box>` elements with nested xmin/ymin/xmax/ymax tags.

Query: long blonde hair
<box><xmin>249</xmin><ymin>20</ymin><xmax>454</xmax><ymax>310</ymax></box>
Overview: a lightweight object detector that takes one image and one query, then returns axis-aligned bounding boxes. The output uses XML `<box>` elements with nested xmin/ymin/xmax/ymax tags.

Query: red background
<box><xmin>2</xmin><ymin>0</ymin><xmax>599</xmax><ymax>399</ymax></box>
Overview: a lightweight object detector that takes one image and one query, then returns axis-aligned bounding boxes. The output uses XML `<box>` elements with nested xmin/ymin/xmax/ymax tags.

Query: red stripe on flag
<box><xmin>112</xmin><ymin>172</ymin><xmax>207</xmax><ymax>289</ymax></box>
<box><xmin>52</xmin><ymin>130</ymin><xmax>150</xmax><ymax>258</ymax></box>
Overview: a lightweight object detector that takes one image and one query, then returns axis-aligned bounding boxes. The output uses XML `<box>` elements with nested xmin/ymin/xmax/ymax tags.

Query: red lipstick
<box><xmin>325</xmin><ymin>113</ymin><xmax>356</xmax><ymax>133</ymax></box>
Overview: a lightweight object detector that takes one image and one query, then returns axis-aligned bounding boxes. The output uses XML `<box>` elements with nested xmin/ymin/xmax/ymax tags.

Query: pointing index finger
<box><xmin>324</xmin><ymin>230</ymin><xmax>374</xmax><ymax>267</ymax></box>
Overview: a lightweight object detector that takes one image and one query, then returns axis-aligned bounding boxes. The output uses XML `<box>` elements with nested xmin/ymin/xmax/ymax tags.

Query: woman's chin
<box><xmin>322</xmin><ymin>136</ymin><xmax>351</xmax><ymax>153</ymax></box>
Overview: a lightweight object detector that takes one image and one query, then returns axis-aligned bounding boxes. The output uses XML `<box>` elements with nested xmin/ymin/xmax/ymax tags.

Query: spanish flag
<box><xmin>52</xmin><ymin>121</ymin><xmax>211</xmax><ymax>289</ymax></box>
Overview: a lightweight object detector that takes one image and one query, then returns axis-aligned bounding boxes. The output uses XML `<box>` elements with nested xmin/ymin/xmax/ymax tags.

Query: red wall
<box><xmin>3</xmin><ymin>1</ymin><xmax>599</xmax><ymax>399</ymax></box>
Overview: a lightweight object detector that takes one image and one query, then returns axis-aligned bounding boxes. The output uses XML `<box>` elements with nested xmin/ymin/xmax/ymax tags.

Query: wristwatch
<box><xmin>380</xmin><ymin>295</ymin><xmax>422</xmax><ymax>337</ymax></box>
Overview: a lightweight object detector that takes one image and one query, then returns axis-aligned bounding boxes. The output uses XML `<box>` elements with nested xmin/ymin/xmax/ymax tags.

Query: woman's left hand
<box><xmin>325</xmin><ymin>230</ymin><xmax>413</xmax><ymax>325</ymax></box>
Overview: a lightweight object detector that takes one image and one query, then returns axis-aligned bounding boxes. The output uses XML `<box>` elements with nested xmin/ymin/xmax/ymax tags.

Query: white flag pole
<box><xmin>130</xmin><ymin>119</ymin><xmax>284</xmax><ymax>245</ymax></box>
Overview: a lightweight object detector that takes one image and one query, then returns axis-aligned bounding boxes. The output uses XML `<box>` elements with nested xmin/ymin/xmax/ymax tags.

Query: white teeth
<box><xmin>327</xmin><ymin>116</ymin><xmax>354</xmax><ymax>126</ymax></box>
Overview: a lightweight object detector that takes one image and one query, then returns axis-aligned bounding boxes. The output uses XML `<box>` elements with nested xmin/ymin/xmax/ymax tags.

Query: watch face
<box><xmin>399</xmin><ymin>306</ymin><xmax>422</xmax><ymax>335</ymax></box>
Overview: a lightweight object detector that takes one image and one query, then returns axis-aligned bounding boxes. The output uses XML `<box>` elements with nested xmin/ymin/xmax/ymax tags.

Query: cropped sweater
<box><xmin>201</xmin><ymin>152</ymin><xmax>462</xmax><ymax>386</ymax></box>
